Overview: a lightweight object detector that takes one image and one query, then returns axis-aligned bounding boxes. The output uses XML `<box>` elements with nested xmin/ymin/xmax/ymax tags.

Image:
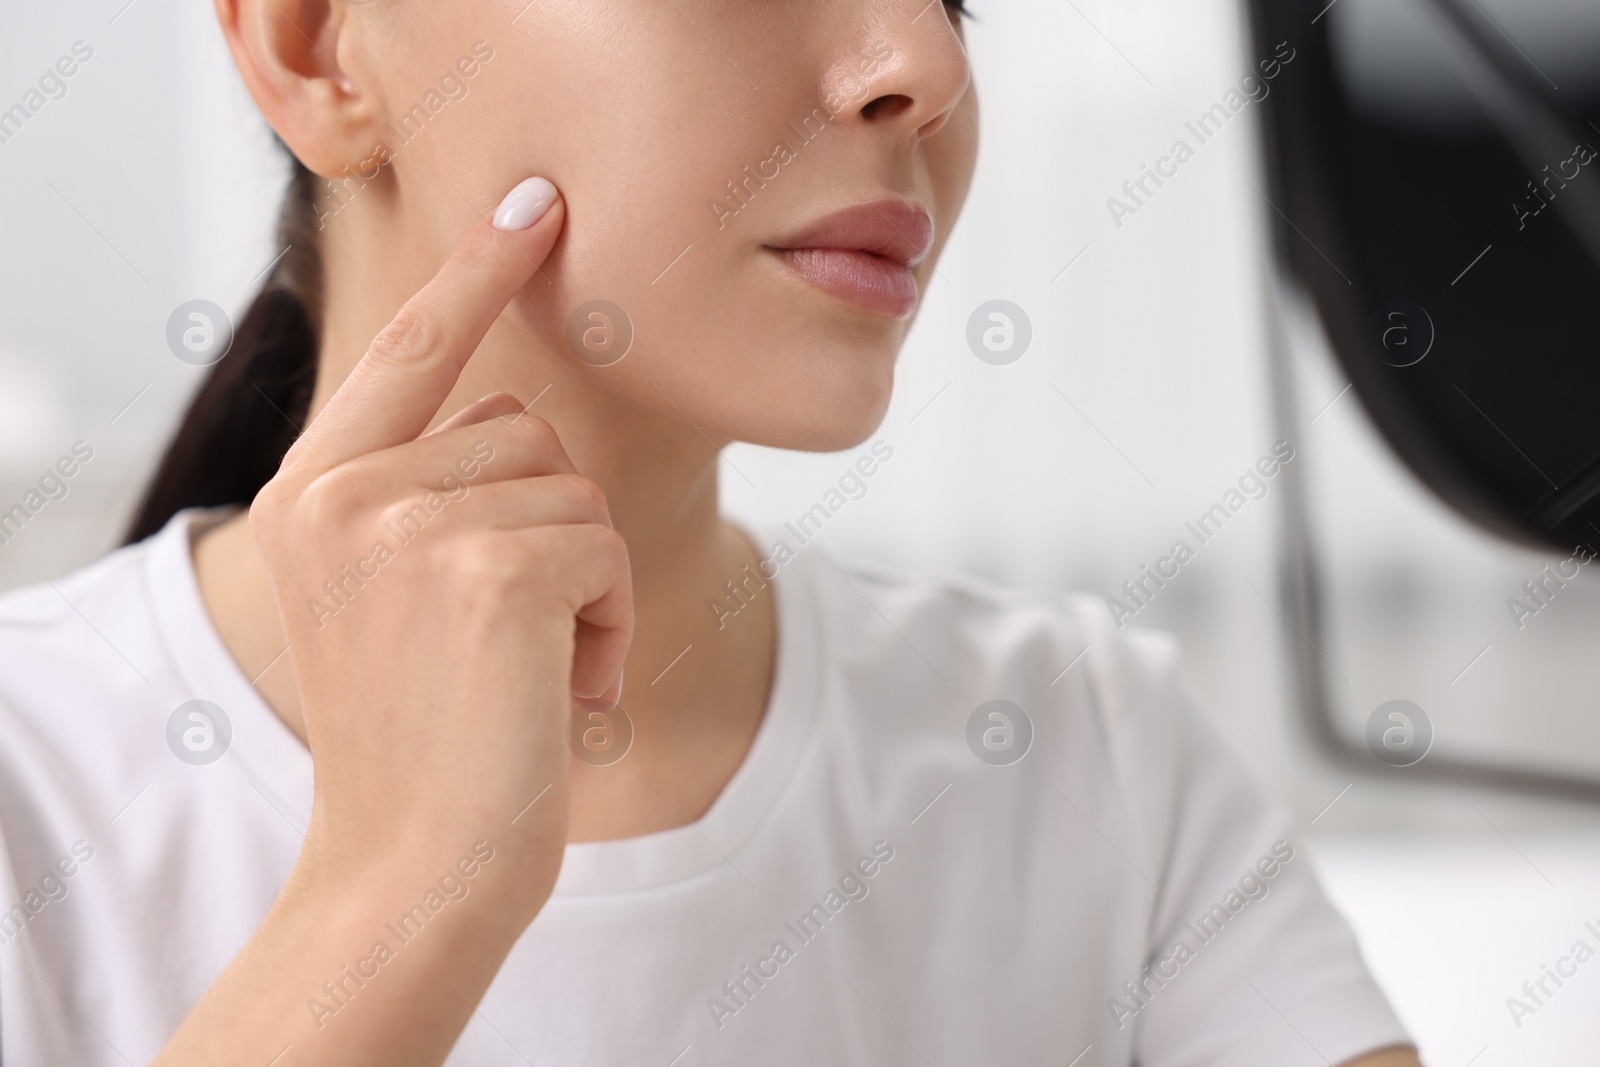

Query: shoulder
<box><xmin>782</xmin><ymin>538</ymin><xmax>1277</xmax><ymax>846</ymax></box>
<box><xmin>0</xmin><ymin>522</ymin><xmax>182</xmax><ymax>826</ymax></box>
<box><xmin>784</xmin><ymin>538</ymin><xmax>1187</xmax><ymax>729</ymax></box>
<box><xmin>0</xmin><ymin>531</ymin><xmax>164</xmax><ymax>699</ymax></box>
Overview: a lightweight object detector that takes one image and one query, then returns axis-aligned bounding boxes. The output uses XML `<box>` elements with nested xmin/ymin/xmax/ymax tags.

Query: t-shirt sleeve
<box><xmin>1089</xmin><ymin>625</ymin><xmax>1412</xmax><ymax>1067</ymax></box>
<box><xmin>0</xmin><ymin>696</ymin><xmax>106</xmax><ymax>1066</ymax></box>
<box><xmin>0</xmin><ymin>811</ymin><xmax>65</xmax><ymax>1067</ymax></box>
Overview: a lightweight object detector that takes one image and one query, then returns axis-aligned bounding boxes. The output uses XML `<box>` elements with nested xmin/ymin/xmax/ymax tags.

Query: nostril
<box><xmin>860</xmin><ymin>93</ymin><xmax>914</xmax><ymax>122</ymax></box>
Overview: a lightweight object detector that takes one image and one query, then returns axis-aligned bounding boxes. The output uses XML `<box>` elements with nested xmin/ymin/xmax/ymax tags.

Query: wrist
<box><xmin>286</xmin><ymin>832</ymin><xmax>554</xmax><ymax>940</ymax></box>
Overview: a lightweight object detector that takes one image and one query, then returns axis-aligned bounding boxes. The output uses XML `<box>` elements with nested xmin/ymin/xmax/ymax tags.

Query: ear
<box><xmin>214</xmin><ymin>0</ymin><xmax>377</xmax><ymax>177</ymax></box>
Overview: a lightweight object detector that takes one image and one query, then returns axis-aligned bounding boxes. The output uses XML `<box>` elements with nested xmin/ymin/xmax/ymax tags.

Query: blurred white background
<box><xmin>2</xmin><ymin>0</ymin><xmax>1599</xmax><ymax>1064</ymax></box>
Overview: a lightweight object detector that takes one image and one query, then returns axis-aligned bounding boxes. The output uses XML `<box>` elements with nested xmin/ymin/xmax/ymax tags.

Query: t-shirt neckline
<box><xmin>143</xmin><ymin>508</ymin><xmax>824</xmax><ymax>898</ymax></box>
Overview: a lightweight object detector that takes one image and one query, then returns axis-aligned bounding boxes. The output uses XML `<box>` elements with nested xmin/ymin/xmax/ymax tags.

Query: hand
<box><xmin>251</xmin><ymin>176</ymin><xmax>631</xmax><ymax>906</ymax></box>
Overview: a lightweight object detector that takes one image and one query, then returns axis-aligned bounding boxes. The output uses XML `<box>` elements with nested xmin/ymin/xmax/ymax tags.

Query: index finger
<box><xmin>288</xmin><ymin>176</ymin><xmax>564</xmax><ymax>471</ymax></box>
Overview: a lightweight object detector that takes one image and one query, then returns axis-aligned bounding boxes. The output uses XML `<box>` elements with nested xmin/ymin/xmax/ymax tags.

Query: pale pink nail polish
<box><xmin>493</xmin><ymin>177</ymin><xmax>558</xmax><ymax>231</ymax></box>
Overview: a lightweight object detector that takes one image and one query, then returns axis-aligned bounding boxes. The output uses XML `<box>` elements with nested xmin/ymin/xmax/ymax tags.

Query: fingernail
<box><xmin>615</xmin><ymin>668</ymin><xmax>625</xmax><ymax>703</ymax></box>
<box><xmin>493</xmin><ymin>177</ymin><xmax>558</xmax><ymax>231</ymax></box>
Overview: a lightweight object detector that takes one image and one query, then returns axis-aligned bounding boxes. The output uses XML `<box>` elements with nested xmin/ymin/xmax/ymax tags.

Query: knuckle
<box><xmin>247</xmin><ymin>483</ymin><xmax>287</xmax><ymax>547</ymax></box>
<box><xmin>507</xmin><ymin>413</ymin><xmax>560</xmax><ymax>452</ymax></box>
<box><xmin>574</xmin><ymin>522</ymin><xmax>630</xmax><ymax>573</ymax></box>
<box><xmin>296</xmin><ymin>469</ymin><xmax>360</xmax><ymax>529</ymax></box>
<box><xmin>367</xmin><ymin>306</ymin><xmax>444</xmax><ymax>366</ymax></box>
<box><xmin>598</xmin><ymin>525</ymin><xmax>631</xmax><ymax>570</ymax></box>
<box><xmin>249</xmin><ymin>475</ymin><xmax>288</xmax><ymax>522</ymax></box>
<box><xmin>499</xmin><ymin>527</ymin><xmax>576</xmax><ymax>592</ymax></box>
<box><xmin>379</xmin><ymin>494</ymin><xmax>434</xmax><ymax>535</ymax></box>
<box><xmin>553</xmin><ymin>473</ymin><xmax>607</xmax><ymax>514</ymax></box>
<box><xmin>444</xmin><ymin>530</ymin><xmax>492</xmax><ymax>576</ymax></box>
<box><xmin>445</xmin><ymin>533</ymin><xmax>530</xmax><ymax>613</ymax></box>
<box><xmin>250</xmin><ymin>467</ymin><xmax>366</xmax><ymax>567</ymax></box>
<box><xmin>494</xmin><ymin>413</ymin><xmax>564</xmax><ymax>466</ymax></box>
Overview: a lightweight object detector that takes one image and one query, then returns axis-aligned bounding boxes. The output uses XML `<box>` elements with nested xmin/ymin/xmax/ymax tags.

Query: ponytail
<box><xmin>123</xmin><ymin>155</ymin><xmax>324</xmax><ymax>545</ymax></box>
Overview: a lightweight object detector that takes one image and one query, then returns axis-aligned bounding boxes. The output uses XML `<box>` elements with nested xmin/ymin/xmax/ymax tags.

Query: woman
<box><xmin>0</xmin><ymin>0</ymin><xmax>1423</xmax><ymax>1064</ymax></box>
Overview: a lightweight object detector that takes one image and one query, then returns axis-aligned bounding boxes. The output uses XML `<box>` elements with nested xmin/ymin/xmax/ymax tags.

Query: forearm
<box><xmin>155</xmin><ymin>848</ymin><xmax>538</xmax><ymax>1066</ymax></box>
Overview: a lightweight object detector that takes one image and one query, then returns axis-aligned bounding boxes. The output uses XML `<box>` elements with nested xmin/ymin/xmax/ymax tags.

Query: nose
<box><xmin>822</xmin><ymin>2</ymin><xmax>971</xmax><ymax>140</ymax></box>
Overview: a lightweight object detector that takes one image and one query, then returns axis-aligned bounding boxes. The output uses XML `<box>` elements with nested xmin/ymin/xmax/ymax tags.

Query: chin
<box><xmin>720</xmin><ymin>359</ymin><xmax>896</xmax><ymax>454</ymax></box>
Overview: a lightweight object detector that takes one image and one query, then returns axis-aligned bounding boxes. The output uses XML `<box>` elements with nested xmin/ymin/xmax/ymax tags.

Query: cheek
<box><xmin>386</xmin><ymin>1</ymin><xmax>919</xmax><ymax>451</ymax></box>
<box><xmin>446</xmin><ymin>9</ymin><xmax>765</xmax><ymax>324</ymax></box>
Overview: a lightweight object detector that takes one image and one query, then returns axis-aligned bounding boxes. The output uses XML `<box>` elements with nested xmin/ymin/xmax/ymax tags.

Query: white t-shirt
<box><xmin>0</xmin><ymin>509</ymin><xmax>1407</xmax><ymax>1066</ymax></box>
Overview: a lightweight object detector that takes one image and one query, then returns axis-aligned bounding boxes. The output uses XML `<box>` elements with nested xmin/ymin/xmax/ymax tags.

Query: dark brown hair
<box><xmin>123</xmin><ymin>155</ymin><xmax>324</xmax><ymax>544</ymax></box>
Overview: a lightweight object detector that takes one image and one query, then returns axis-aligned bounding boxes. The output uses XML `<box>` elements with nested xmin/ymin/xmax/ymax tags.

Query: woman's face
<box><xmin>332</xmin><ymin>0</ymin><xmax>977</xmax><ymax>452</ymax></box>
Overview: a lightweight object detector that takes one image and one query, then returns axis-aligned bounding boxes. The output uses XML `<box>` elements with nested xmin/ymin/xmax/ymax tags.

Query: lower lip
<box><xmin>766</xmin><ymin>247</ymin><xmax>919</xmax><ymax>319</ymax></box>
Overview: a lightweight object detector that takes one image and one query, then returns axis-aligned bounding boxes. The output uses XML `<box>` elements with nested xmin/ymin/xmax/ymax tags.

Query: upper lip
<box><xmin>767</xmin><ymin>199</ymin><xmax>935</xmax><ymax>267</ymax></box>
